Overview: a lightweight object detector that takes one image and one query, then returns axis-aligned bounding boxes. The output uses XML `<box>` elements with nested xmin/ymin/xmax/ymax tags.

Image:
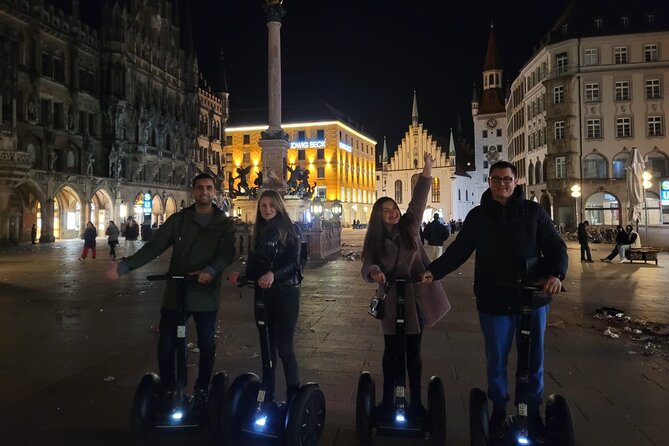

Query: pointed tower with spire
<box><xmin>472</xmin><ymin>20</ymin><xmax>509</xmax><ymax>202</ymax></box>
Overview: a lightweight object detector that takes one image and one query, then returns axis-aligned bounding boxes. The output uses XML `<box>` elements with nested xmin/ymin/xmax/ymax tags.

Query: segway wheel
<box><xmin>469</xmin><ymin>387</ymin><xmax>489</xmax><ymax>446</ymax></box>
<box><xmin>355</xmin><ymin>372</ymin><xmax>375</xmax><ymax>444</ymax></box>
<box><xmin>208</xmin><ymin>371</ymin><xmax>228</xmax><ymax>444</ymax></box>
<box><xmin>427</xmin><ymin>376</ymin><xmax>446</xmax><ymax>446</ymax></box>
<box><xmin>545</xmin><ymin>394</ymin><xmax>575</xmax><ymax>446</ymax></box>
<box><xmin>285</xmin><ymin>383</ymin><xmax>326</xmax><ymax>446</ymax></box>
<box><xmin>130</xmin><ymin>372</ymin><xmax>160</xmax><ymax>444</ymax></box>
<box><xmin>221</xmin><ymin>372</ymin><xmax>260</xmax><ymax>443</ymax></box>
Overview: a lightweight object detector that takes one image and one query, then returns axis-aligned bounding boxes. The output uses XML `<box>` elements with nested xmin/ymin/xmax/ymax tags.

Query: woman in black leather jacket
<box><xmin>230</xmin><ymin>189</ymin><xmax>302</xmax><ymax>403</ymax></box>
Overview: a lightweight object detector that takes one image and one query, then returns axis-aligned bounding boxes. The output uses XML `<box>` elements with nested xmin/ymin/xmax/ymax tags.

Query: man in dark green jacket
<box><xmin>106</xmin><ymin>173</ymin><xmax>235</xmax><ymax>408</ymax></box>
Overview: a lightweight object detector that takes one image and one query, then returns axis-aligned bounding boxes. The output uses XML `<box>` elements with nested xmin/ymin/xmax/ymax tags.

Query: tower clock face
<box><xmin>486</xmin><ymin>150</ymin><xmax>499</xmax><ymax>162</ymax></box>
<box><xmin>486</xmin><ymin>118</ymin><xmax>497</xmax><ymax>129</ymax></box>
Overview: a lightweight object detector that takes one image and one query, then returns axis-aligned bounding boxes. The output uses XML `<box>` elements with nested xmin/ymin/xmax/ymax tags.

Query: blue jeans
<box><xmin>478</xmin><ymin>305</ymin><xmax>548</xmax><ymax>412</ymax></box>
<box><xmin>158</xmin><ymin>308</ymin><xmax>217</xmax><ymax>391</ymax></box>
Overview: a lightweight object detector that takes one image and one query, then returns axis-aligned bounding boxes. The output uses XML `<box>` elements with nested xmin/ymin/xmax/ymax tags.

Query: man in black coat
<box><xmin>423</xmin><ymin>212</ymin><xmax>450</xmax><ymax>260</ymax></box>
<box><xmin>577</xmin><ymin>220</ymin><xmax>594</xmax><ymax>262</ymax></box>
<box><xmin>421</xmin><ymin>161</ymin><xmax>567</xmax><ymax>440</ymax></box>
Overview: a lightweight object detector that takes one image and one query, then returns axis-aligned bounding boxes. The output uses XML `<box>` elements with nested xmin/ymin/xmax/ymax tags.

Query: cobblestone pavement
<box><xmin>0</xmin><ymin>229</ymin><xmax>667</xmax><ymax>445</ymax></box>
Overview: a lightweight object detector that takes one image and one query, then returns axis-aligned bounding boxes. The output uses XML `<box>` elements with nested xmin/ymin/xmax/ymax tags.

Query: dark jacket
<box><xmin>577</xmin><ymin>223</ymin><xmax>588</xmax><ymax>245</ymax></box>
<box><xmin>428</xmin><ymin>186</ymin><xmax>568</xmax><ymax>315</ymax></box>
<box><xmin>83</xmin><ymin>227</ymin><xmax>97</xmax><ymax>248</ymax></box>
<box><xmin>124</xmin><ymin>222</ymin><xmax>139</xmax><ymax>241</ymax></box>
<box><xmin>424</xmin><ymin>219</ymin><xmax>450</xmax><ymax>246</ymax></box>
<box><xmin>615</xmin><ymin>230</ymin><xmax>628</xmax><ymax>245</ymax></box>
<box><xmin>121</xmin><ymin>205</ymin><xmax>235</xmax><ymax>312</ymax></box>
<box><xmin>245</xmin><ymin>220</ymin><xmax>302</xmax><ymax>288</ymax></box>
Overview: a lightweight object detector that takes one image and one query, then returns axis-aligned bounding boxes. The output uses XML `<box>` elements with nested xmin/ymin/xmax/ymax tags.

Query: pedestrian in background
<box><xmin>422</xmin><ymin>161</ymin><xmax>567</xmax><ymax>441</ymax></box>
<box><xmin>105</xmin><ymin>173</ymin><xmax>235</xmax><ymax>415</ymax></box>
<box><xmin>618</xmin><ymin>224</ymin><xmax>641</xmax><ymax>262</ymax></box>
<box><xmin>601</xmin><ymin>226</ymin><xmax>627</xmax><ymax>263</ymax></box>
<box><xmin>105</xmin><ymin>221</ymin><xmax>120</xmax><ymax>259</ymax></box>
<box><xmin>229</xmin><ymin>189</ymin><xmax>305</xmax><ymax>404</ymax></box>
<box><xmin>79</xmin><ymin>222</ymin><xmax>97</xmax><ymax>261</ymax></box>
<box><xmin>423</xmin><ymin>212</ymin><xmax>450</xmax><ymax>260</ymax></box>
<box><xmin>123</xmin><ymin>217</ymin><xmax>140</xmax><ymax>256</ymax></box>
<box><xmin>577</xmin><ymin>220</ymin><xmax>594</xmax><ymax>262</ymax></box>
<box><xmin>361</xmin><ymin>152</ymin><xmax>450</xmax><ymax>421</ymax></box>
<box><xmin>30</xmin><ymin>224</ymin><xmax>37</xmax><ymax>244</ymax></box>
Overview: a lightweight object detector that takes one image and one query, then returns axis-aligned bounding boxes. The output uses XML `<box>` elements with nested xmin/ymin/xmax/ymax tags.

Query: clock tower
<box><xmin>472</xmin><ymin>23</ymin><xmax>508</xmax><ymax>198</ymax></box>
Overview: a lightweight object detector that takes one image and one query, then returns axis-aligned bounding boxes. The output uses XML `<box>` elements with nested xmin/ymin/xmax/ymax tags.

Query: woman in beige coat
<box><xmin>361</xmin><ymin>152</ymin><xmax>450</xmax><ymax>419</ymax></box>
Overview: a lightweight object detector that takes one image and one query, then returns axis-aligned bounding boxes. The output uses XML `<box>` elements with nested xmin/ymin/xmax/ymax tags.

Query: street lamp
<box><xmin>310</xmin><ymin>197</ymin><xmax>323</xmax><ymax>229</ymax></box>
<box><xmin>570</xmin><ymin>184</ymin><xmax>581</xmax><ymax>226</ymax></box>
<box><xmin>643</xmin><ymin>171</ymin><xmax>652</xmax><ymax>246</ymax></box>
<box><xmin>331</xmin><ymin>199</ymin><xmax>342</xmax><ymax>224</ymax></box>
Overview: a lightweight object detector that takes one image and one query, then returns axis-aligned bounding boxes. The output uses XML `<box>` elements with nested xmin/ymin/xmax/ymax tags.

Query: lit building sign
<box><xmin>290</xmin><ymin>140</ymin><xmax>326</xmax><ymax>149</ymax></box>
<box><xmin>338</xmin><ymin>141</ymin><xmax>352</xmax><ymax>152</ymax></box>
<box><xmin>661</xmin><ymin>179</ymin><xmax>669</xmax><ymax>205</ymax></box>
<box><xmin>143</xmin><ymin>193</ymin><xmax>152</xmax><ymax>215</ymax></box>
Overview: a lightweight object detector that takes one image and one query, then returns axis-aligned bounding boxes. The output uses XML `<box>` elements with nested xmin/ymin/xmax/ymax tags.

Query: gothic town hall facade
<box><xmin>0</xmin><ymin>0</ymin><xmax>227</xmax><ymax>244</ymax></box>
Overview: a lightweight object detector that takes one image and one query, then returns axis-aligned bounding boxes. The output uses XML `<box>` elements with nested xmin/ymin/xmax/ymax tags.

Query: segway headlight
<box><xmin>171</xmin><ymin>410</ymin><xmax>184</xmax><ymax>421</ymax></box>
<box><xmin>517</xmin><ymin>433</ymin><xmax>530</xmax><ymax>445</ymax></box>
<box><xmin>254</xmin><ymin>415</ymin><xmax>268</xmax><ymax>428</ymax></box>
<box><xmin>395</xmin><ymin>412</ymin><xmax>406</xmax><ymax>423</ymax></box>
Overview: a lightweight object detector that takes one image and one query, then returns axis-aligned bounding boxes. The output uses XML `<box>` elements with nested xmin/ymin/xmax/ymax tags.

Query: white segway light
<box><xmin>255</xmin><ymin>415</ymin><xmax>268</xmax><ymax>428</ymax></box>
<box><xmin>395</xmin><ymin>411</ymin><xmax>406</xmax><ymax>423</ymax></box>
<box><xmin>171</xmin><ymin>410</ymin><xmax>184</xmax><ymax>421</ymax></box>
<box><xmin>516</xmin><ymin>433</ymin><xmax>530</xmax><ymax>445</ymax></box>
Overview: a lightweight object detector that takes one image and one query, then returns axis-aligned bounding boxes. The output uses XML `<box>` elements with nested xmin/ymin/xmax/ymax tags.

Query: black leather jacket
<box><xmin>245</xmin><ymin>221</ymin><xmax>302</xmax><ymax>288</ymax></box>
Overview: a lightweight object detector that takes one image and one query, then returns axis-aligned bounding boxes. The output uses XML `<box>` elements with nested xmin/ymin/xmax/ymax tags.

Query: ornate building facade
<box><xmin>0</xmin><ymin>0</ymin><xmax>227</xmax><ymax>244</ymax></box>
<box><xmin>505</xmin><ymin>0</ymin><xmax>668</xmax><ymax>229</ymax></box>
<box><xmin>224</xmin><ymin>104</ymin><xmax>377</xmax><ymax>226</ymax></box>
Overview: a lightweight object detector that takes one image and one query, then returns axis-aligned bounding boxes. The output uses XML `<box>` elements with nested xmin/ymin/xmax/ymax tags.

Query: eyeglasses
<box><xmin>489</xmin><ymin>176</ymin><xmax>515</xmax><ymax>184</ymax></box>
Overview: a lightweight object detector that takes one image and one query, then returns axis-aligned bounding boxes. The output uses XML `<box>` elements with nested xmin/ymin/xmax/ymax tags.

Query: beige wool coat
<box><xmin>361</xmin><ymin>175</ymin><xmax>451</xmax><ymax>335</ymax></box>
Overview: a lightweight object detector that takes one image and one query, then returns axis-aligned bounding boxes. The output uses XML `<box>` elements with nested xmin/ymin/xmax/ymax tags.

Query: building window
<box><xmin>53</xmin><ymin>57</ymin><xmax>64</xmax><ymax>83</ymax></box>
<box><xmin>555</xmin><ymin>156</ymin><xmax>566</xmax><ymax>179</ymax></box>
<box><xmin>315</xmin><ymin>148</ymin><xmax>323</xmax><ymax>160</ymax></box>
<box><xmin>40</xmin><ymin>99</ymin><xmax>51</xmax><ymax>125</ymax></box>
<box><xmin>584</xmin><ymin>48</ymin><xmax>599</xmax><ymax>66</ymax></box>
<box><xmin>482</xmin><ymin>130</ymin><xmax>488</xmax><ymax>138</ymax></box>
<box><xmin>297</xmin><ymin>130</ymin><xmax>306</xmax><ymax>141</ymax></box>
<box><xmin>615</xmin><ymin>81</ymin><xmax>630</xmax><ymax>101</ymax></box>
<box><xmin>497</xmin><ymin>144</ymin><xmax>502</xmax><ymax>152</ymax></box>
<box><xmin>483</xmin><ymin>145</ymin><xmax>488</xmax><ymax>153</ymax></box>
<box><xmin>614</xmin><ymin>46</ymin><xmax>628</xmax><ymax>64</ymax></box>
<box><xmin>317</xmin><ymin>166</ymin><xmax>325</xmax><ymax>178</ymax></box>
<box><xmin>41</xmin><ymin>51</ymin><xmax>52</xmax><ymax>77</ymax></box>
<box><xmin>583</xmin><ymin>153</ymin><xmax>607</xmax><ymax>178</ymax></box>
<box><xmin>78</xmin><ymin>110</ymin><xmax>86</xmax><ymax>134</ymax></box>
<box><xmin>53</xmin><ymin>102</ymin><xmax>64</xmax><ymax>128</ymax></box>
<box><xmin>394</xmin><ymin>180</ymin><xmax>402</xmax><ymax>204</ymax></box>
<box><xmin>616</xmin><ymin>117</ymin><xmax>632</xmax><ymax>137</ymax></box>
<box><xmin>553</xmin><ymin>86</ymin><xmax>564</xmax><ymax>104</ymax></box>
<box><xmin>88</xmin><ymin>113</ymin><xmax>96</xmax><ymax>136</ymax></box>
<box><xmin>612</xmin><ymin>151</ymin><xmax>629</xmax><ymax>178</ymax></box>
<box><xmin>431</xmin><ymin>177</ymin><xmax>440</xmax><ymax>202</ymax></box>
<box><xmin>620</xmin><ymin>16</ymin><xmax>629</xmax><ymax>27</ymax></box>
<box><xmin>594</xmin><ymin>18</ymin><xmax>603</xmax><ymax>30</ymax></box>
<box><xmin>556</xmin><ymin>53</ymin><xmax>568</xmax><ymax>75</ymax></box>
<box><xmin>554</xmin><ymin>121</ymin><xmax>565</xmax><ymax>140</ymax></box>
<box><xmin>585</xmin><ymin>82</ymin><xmax>600</xmax><ymax>102</ymax></box>
<box><xmin>496</xmin><ymin>129</ymin><xmax>502</xmax><ymax>137</ymax></box>
<box><xmin>646</xmin><ymin>14</ymin><xmax>655</xmax><ymax>25</ymax></box>
<box><xmin>648</xmin><ymin>116</ymin><xmax>663</xmax><ymax>136</ymax></box>
<box><xmin>297</xmin><ymin>149</ymin><xmax>305</xmax><ymax>160</ymax></box>
<box><xmin>242</xmin><ymin>134</ymin><xmax>250</xmax><ymax>145</ymax></box>
<box><xmin>483</xmin><ymin>161</ymin><xmax>488</xmax><ymax>169</ymax></box>
<box><xmin>646</xmin><ymin>79</ymin><xmax>661</xmax><ymax>99</ymax></box>
<box><xmin>225</xmin><ymin>135</ymin><xmax>232</xmax><ymax>145</ymax></box>
<box><xmin>317</xmin><ymin>129</ymin><xmax>325</xmax><ymax>139</ymax></box>
<box><xmin>644</xmin><ymin>44</ymin><xmax>659</xmax><ymax>62</ymax></box>
<box><xmin>586</xmin><ymin>119</ymin><xmax>601</xmax><ymax>139</ymax></box>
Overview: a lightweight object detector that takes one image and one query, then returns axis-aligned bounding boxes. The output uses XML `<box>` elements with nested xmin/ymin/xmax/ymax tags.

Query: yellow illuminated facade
<box><xmin>225</xmin><ymin>121</ymin><xmax>377</xmax><ymax>224</ymax></box>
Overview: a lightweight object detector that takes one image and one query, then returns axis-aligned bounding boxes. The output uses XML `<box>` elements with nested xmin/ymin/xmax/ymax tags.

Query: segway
<box><xmin>222</xmin><ymin>282</ymin><xmax>326</xmax><ymax>445</ymax></box>
<box><xmin>469</xmin><ymin>273</ymin><xmax>575</xmax><ymax>446</ymax></box>
<box><xmin>356</xmin><ymin>279</ymin><xmax>446</xmax><ymax>445</ymax></box>
<box><xmin>130</xmin><ymin>274</ymin><xmax>228</xmax><ymax>444</ymax></box>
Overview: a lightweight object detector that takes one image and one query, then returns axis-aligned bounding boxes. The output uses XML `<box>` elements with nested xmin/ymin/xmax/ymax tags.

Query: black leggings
<box><xmin>254</xmin><ymin>285</ymin><xmax>300</xmax><ymax>401</ymax></box>
<box><xmin>382</xmin><ymin>333</ymin><xmax>423</xmax><ymax>405</ymax></box>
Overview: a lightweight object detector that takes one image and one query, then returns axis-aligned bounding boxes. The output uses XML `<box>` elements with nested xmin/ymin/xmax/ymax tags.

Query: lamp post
<box><xmin>642</xmin><ymin>171</ymin><xmax>652</xmax><ymax>246</ymax></box>
<box><xmin>331</xmin><ymin>199</ymin><xmax>342</xmax><ymax>225</ymax></box>
<box><xmin>310</xmin><ymin>196</ymin><xmax>323</xmax><ymax>229</ymax></box>
<box><xmin>570</xmin><ymin>184</ymin><xmax>581</xmax><ymax>227</ymax></box>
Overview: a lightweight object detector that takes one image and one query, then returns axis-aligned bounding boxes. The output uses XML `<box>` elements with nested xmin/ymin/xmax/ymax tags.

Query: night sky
<box><xmin>192</xmin><ymin>0</ymin><xmax>570</xmax><ymax>155</ymax></box>
<box><xmin>51</xmin><ymin>0</ymin><xmax>571</xmax><ymax>155</ymax></box>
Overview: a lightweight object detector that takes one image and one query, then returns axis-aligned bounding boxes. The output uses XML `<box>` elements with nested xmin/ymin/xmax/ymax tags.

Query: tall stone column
<box><xmin>259</xmin><ymin>0</ymin><xmax>289</xmax><ymax>191</ymax></box>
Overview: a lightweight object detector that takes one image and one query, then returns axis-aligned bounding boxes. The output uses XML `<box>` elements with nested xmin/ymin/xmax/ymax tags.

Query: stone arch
<box><xmin>583</xmin><ymin>152</ymin><xmax>608</xmax><ymax>179</ymax></box>
<box><xmin>91</xmin><ymin>187</ymin><xmax>115</xmax><ymax>234</ymax></box>
<box><xmin>151</xmin><ymin>194</ymin><xmax>164</xmax><ymax>225</ymax></box>
<box><xmin>528</xmin><ymin>161</ymin><xmax>534</xmax><ymax>185</ymax></box>
<box><xmin>584</xmin><ymin>191</ymin><xmax>621</xmax><ymax>226</ymax></box>
<box><xmin>165</xmin><ymin>195</ymin><xmax>177</xmax><ymax>219</ymax></box>
<box><xmin>53</xmin><ymin>184</ymin><xmax>85</xmax><ymax>240</ymax></box>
